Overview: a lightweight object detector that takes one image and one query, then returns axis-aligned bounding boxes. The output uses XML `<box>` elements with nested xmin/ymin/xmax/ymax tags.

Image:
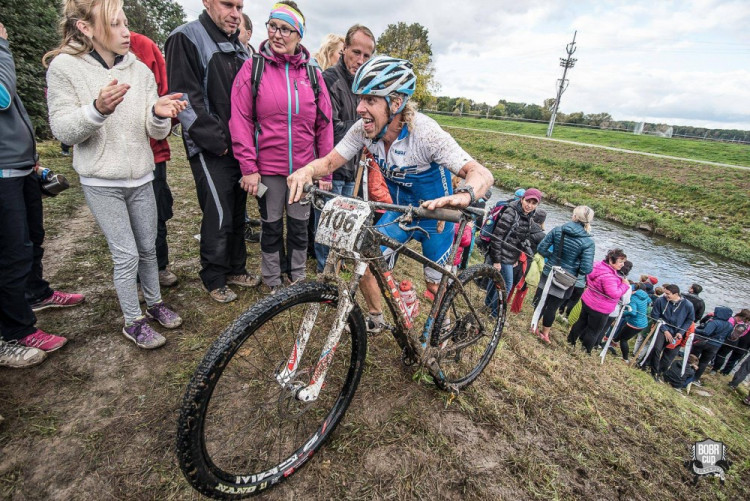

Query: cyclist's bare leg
<box><xmin>361</xmin><ymin>268</ymin><xmax>382</xmax><ymax>314</ymax></box>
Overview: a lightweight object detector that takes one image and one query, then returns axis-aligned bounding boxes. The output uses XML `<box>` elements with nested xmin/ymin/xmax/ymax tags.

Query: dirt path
<box><xmin>41</xmin><ymin>205</ymin><xmax>97</xmax><ymax>279</ymax></box>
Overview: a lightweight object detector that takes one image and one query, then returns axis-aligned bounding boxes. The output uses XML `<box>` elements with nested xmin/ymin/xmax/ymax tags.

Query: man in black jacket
<box><xmin>683</xmin><ymin>283</ymin><xmax>705</xmax><ymax>321</ymax></box>
<box><xmin>165</xmin><ymin>0</ymin><xmax>259</xmax><ymax>303</ymax></box>
<box><xmin>313</xmin><ymin>25</ymin><xmax>375</xmax><ymax>272</ymax></box>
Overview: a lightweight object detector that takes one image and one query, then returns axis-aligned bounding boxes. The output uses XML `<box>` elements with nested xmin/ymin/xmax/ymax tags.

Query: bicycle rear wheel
<box><xmin>176</xmin><ymin>282</ymin><xmax>367</xmax><ymax>499</ymax></box>
<box><xmin>433</xmin><ymin>264</ymin><xmax>505</xmax><ymax>389</ymax></box>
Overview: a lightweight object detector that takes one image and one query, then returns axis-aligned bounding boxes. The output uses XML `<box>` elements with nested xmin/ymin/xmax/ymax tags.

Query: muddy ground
<box><xmin>1</xmin><ymin>140</ymin><xmax>749</xmax><ymax>500</ymax></box>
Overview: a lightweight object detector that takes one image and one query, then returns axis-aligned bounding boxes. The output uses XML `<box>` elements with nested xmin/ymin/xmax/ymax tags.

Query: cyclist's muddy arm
<box><xmin>421</xmin><ymin>160</ymin><xmax>494</xmax><ymax>211</ymax></box>
<box><xmin>288</xmin><ymin>149</ymin><xmax>348</xmax><ymax>203</ymax></box>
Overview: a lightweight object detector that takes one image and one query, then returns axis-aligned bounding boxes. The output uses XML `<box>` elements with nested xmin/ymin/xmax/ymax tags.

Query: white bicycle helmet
<box><xmin>352</xmin><ymin>56</ymin><xmax>417</xmax><ymax>139</ymax></box>
<box><xmin>352</xmin><ymin>56</ymin><xmax>416</xmax><ymax>102</ymax></box>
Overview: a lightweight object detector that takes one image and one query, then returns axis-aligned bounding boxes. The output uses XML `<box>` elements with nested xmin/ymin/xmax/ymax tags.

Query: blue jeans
<box><xmin>484</xmin><ymin>263</ymin><xmax>514</xmax><ymax>317</ymax></box>
<box><xmin>314</xmin><ymin>180</ymin><xmax>355</xmax><ymax>272</ymax></box>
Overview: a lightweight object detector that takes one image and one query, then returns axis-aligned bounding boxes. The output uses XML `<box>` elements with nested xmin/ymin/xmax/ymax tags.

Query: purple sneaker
<box><xmin>146</xmin><ymin>302</ymin><xmax>183</xmax><ymax>329</ymax></box>
<box><xmin>122</xmin><ymin>317</ymin><xmax>166</xmax><ymax>349</ymax></box>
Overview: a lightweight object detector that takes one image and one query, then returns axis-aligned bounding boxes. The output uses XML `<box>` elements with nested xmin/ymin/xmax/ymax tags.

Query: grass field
<box><xmin>428</xmin><ymin>114</ymin><xmax>750</xmax><ymax>265</ymax></box>
<box><xmin>0</xmin><ymin>139</ymin><xmax>749</xmax><ymax>500</ymax></box>
<box><xmin>428</xmin><ymin>114</ymin><xmax>750</xmax><ymax>167</ymax></box>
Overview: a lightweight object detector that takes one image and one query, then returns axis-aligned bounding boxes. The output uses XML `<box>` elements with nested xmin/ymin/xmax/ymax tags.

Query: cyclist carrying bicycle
<box><xmin>288</xmin><ymin>55</ymin><xmax>494</xmax><ymax>333</ymax></box>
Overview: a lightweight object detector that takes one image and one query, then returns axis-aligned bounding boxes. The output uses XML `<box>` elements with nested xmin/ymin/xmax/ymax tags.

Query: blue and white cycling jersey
<box><xmin>335</xmin><ymin>112</ymin><xmax>474</xmax><ymax>280</ymax></box>
<box><xmin>334</xmin><ymin>112</ymin><xmax>473</xmax><ymax>205</ymax></box>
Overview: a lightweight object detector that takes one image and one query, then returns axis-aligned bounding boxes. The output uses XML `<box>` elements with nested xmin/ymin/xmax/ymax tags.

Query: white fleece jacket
<box><xmin>46</xmin><ymin>52</ymin><xmax>170</xmax><ymax>184</ymax></box>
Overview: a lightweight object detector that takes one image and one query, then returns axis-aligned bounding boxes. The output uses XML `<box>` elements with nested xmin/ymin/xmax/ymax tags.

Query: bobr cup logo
<box><xmin>685</xmin><ymin>438</ymin><xmax>731</xmax><ymax>484</ymax></box>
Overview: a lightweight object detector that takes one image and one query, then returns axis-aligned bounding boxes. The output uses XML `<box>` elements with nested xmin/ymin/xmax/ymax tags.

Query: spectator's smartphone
<box><xmin>256</xmin><ymin>182</ymin><xmax>268</xmax><ymax>198</ymax></box>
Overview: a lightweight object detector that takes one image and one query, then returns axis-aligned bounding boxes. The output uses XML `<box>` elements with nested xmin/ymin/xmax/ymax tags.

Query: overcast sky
<box><xmin>175</xmin><ymin>0</ymin><xmax>750</xmax><ymax>130</ymax></box>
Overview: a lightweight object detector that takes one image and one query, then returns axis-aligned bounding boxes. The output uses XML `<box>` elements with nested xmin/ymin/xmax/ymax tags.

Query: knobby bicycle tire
<box><xmin>433</xmin><ymin>264</ymin><xmax>506</xmax><ymax>389</ymax></box>
<box><xmin>176</xmin><ymin>282</ymin><xmax>367</xmax><ymax>499</ymax></box>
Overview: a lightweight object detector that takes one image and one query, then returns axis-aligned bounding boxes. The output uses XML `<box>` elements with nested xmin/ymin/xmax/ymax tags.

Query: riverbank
<box><xmin>430</xmin><ymin>114</ymin><xmax>750</xmax><ymax>265</ymax></box>
<box><xmin>1</xmin><ymin>139</ymin><xmax>749</xmax><ymax>499</ymax></box>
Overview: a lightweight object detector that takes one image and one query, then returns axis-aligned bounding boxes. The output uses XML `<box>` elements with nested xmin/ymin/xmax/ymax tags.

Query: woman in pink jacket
<box><xmin>568</xmin><ymin>248</ymin><xmax>631</xmax><ymax>353</ymax></box>
<box><xmin>229</xmin><ymin>1</ymin><xmax>333</xmax><ymax>292</ymax></box>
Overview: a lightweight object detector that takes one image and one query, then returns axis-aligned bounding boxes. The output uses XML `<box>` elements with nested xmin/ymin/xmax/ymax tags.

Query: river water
<box><xmin>486</xmin><ymin>187</ymin><xmax>750</xmax><ymax>314</ymax></box>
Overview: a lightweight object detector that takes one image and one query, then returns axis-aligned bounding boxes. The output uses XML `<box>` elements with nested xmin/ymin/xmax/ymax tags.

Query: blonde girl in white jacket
<box><xmin>45</xmin><ymin>0</ymin><xmax>186</xmax><ymax>349</ymax></box>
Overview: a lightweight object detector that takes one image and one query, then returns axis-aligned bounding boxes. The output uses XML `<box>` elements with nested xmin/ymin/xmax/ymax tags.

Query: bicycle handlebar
<box><xmin>303</xmin><ymin>184</ymin><xmax>486</xmax><ymax>223</ymax></box>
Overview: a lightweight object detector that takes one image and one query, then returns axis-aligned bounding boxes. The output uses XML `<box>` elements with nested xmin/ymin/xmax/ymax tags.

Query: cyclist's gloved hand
<box><xmin>421</xmin><ymin>191</ymin><xmax>472</xmax><ymax>211</ymax></box>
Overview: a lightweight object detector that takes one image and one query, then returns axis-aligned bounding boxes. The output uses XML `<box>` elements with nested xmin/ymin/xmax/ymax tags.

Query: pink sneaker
<box><xmin>19</xmin><ymin>329</ymin><xmax>68</xmax><ymax>352</ymax></box>
<box><xmin>30</xmin><ymin>291</ymin><xmax>85</xmax><ymax>312</ymax></box>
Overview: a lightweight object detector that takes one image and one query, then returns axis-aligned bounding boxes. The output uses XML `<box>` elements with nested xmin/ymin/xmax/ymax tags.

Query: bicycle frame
<box><xmin>276</xmin><ymin>188</ymin><xmax>489</xmax><ymax>401</ymax></box>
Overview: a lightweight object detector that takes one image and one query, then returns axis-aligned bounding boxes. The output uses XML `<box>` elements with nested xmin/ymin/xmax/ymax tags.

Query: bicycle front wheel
<box><xmin>433</xmin><ymin>264</ymin><xmax>505</xmax><ymax>389</ymax></box>
<box><xmin>176</xmin><ymin>282</ymin><xmax>367</xmax><ymax>499</ymax></box>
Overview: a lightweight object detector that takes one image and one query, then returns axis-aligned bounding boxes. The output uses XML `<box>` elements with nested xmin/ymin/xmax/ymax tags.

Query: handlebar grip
<box><xmin>412</xmin><ymin>207</ymin><xmax>463</xmax><ymax>223</ymax></box>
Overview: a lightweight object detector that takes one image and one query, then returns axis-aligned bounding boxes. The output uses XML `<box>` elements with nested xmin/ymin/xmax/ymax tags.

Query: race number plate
<box><xmin>315</xmin><ymin>197</ymin><xmax>372</xmax><ymax>256</ymax></box>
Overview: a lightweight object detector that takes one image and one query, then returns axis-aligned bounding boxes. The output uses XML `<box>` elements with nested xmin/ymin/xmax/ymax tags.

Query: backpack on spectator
<box><xmin>729</xmin><ymin>322</ymin><xmax>748</xmax><ymax>343</ymax></box>
<box><xmin>478</xmin><ymin>200</ymin><xmax>511</xmax><ymax>246</ymax></box>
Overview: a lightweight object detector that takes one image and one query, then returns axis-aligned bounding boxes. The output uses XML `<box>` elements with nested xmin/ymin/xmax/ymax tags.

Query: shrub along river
<box><xmin>487</xmin><ymin>186</ymin><xmax>750</xmax><ymax>314</ymax></box>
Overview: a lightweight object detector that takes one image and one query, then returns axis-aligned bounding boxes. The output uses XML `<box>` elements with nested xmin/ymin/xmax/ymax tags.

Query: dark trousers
<box><xmin>730</xmin><ymin>354</ymin><xmax>750</xmax><ymax>388</ymax></box>
<box><xmin>568</xmin><ymin>301</ymin><xmax>610</xmax><ymax>352</ymax></box>
<box><xmin>596</xmin><ymin>315</ymin><xmax>617</xmax><ymax>347</ymax></box>
<box><xmin>152</xmin><ymin>161</ymin><xmax>173</xmax><ymax>270</ymax></box>
<box><xmin>531</xmin><ymin>274</ymin><xmax>570</xmax><ymax>328</ymax></box>
<box><xmin>721</xmin><ymin>335</ymin><xmax>750</xmax><ymax>374</ymax></box>
<box><xmin>189</xmin><ymin>153</ymin><xmax>247</xmax><ymax>290</ymax></box>
<box><xmin>0</xmin><ymin>174</ymin><xmax>48</xmax><ymax>341</ymax></box>
<box><xmin>615</xmin><ymin>324</ymin><xmax>643</xmax><ymax>361</ymax></box>
<box><xmin>645</xmin><ymin>330</ymin><xmax>680</xmax><ymax>374</ymax></box>
<box><xmin>559</xmin><ymin>286</ymin><xmax>585</xmax><ymax>317</ymax></box>
<box><xmin>692</xmin><ymin>343</ymin><xmax>721</xmax><ymax>382</ymax></box>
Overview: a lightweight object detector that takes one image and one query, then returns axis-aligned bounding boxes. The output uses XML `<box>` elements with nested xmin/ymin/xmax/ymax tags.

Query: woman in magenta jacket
<box><xmin>229</xmin><ymin>1</ymin><xmax>333</xmax><ymax>292</ymax></box>
<box><xmin>568</xmin><ymin>248</ymin><xmax>631</xmax><ymax>353</ymax></box>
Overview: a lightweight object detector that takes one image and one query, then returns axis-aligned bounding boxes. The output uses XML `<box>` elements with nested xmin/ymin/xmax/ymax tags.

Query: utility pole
<box><xmin>546</xmin><ymin>31</ymin><xmax>577</xmax><ymax>137</ymax></box>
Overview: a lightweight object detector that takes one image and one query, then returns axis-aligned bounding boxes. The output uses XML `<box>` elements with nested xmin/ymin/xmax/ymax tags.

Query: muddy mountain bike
<box><xmin>176</xmin><ymin>185</ymin><xmax>507</xmax><ymax>499</ymax></box>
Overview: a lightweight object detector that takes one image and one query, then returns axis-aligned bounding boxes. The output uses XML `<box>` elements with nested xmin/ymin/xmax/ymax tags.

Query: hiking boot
<box><xmin>18</xmin><ymin>329</ymin><xmax>68</xmax><ymax>352</ymax></box>
<box><xmin>122</xmin><ymin>317</ymin><xmax>166</xmax><ymax>349</ymax></box>
<box><xmin>0</xmin><ymin>340</ymin><xmax>47</xmax><ymax>368</ymax></box>
<box><xmin>366</xmin><ymin>313</ymin><xmax>384</xmax><ymax>335</ymax></box>
<box><xmin>158</xmin><ymin>269</ymin><xmax>178</xmax><ymax>287</ymax></box>
<box><xmin>30</xmin><ymin>290</ymin><xmax>85</xmax><ymax>311</ymax></box>
<box><xmin>227</xmin><ymin>273</ymin><xmax>261</xmax><ymax>288</ymax></box>
<box><xmin>146</xmin><ymin>302</ymin><xmax>182</xmax><ymax>329</ymax></box>
<box><xmin>692</xmin><ymin>379</ymin><xmax>703</xmax><ymax>387</ymax></box>
<box><xmin>244</xmin><ymin>224</ymin><xmax>260</xmax><ymax>243</ymax></box>
<box><xmin>208</xmin><ymin>286</ymin><xmax>237</xmax><ymax>303</ymax></box>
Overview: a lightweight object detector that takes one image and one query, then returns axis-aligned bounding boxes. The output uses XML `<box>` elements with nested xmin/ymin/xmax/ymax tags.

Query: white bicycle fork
<box><xmin>275</xmin><ymin>286</ymin><xmax>355</xmax><ymax>402</ymax></box>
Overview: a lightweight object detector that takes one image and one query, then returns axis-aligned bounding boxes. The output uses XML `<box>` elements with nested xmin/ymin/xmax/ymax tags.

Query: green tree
<box><xmin>1</xmin><ymin>0</ymin><xmax>60</xmax><ymax>138</ymax></box>
<box><xmin>504</xmin><ymin>101</ymin><xmax>526</xmax><ymax>117</ymax></box>
<box><xmin>124</xmin><ymin>0</ymin><xmax>186</xmax><ymax>48</ymax></box>
<box><xmin>566</xmin><ymin>111</ymin><xmax>585</xmax><ymax>124</ymax></box>
<box><xmin>491</xmin><ymin>103</ymin><xmax>506</xmax><ymax>116</ymax></box>
<box><xmin>376</xmin><ymin>22</ymin><xmax>437</xmax><ymax>107</ymax></box>
<box><xmin>523</xmin><ymin>103</ymin><xmax>543</xmax><ymax>121</ymax></box>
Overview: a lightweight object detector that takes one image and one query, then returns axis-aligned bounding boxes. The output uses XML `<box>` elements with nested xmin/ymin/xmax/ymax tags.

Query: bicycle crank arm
<box><xmin>296</xmin><ymin>288</ymin><xmax>354</xmax><ymax>402</ymax></box>
<box><xmin>276</xmin><ymin>303</ymin><xmax>321</xmax><ymax>386</ymax></box>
